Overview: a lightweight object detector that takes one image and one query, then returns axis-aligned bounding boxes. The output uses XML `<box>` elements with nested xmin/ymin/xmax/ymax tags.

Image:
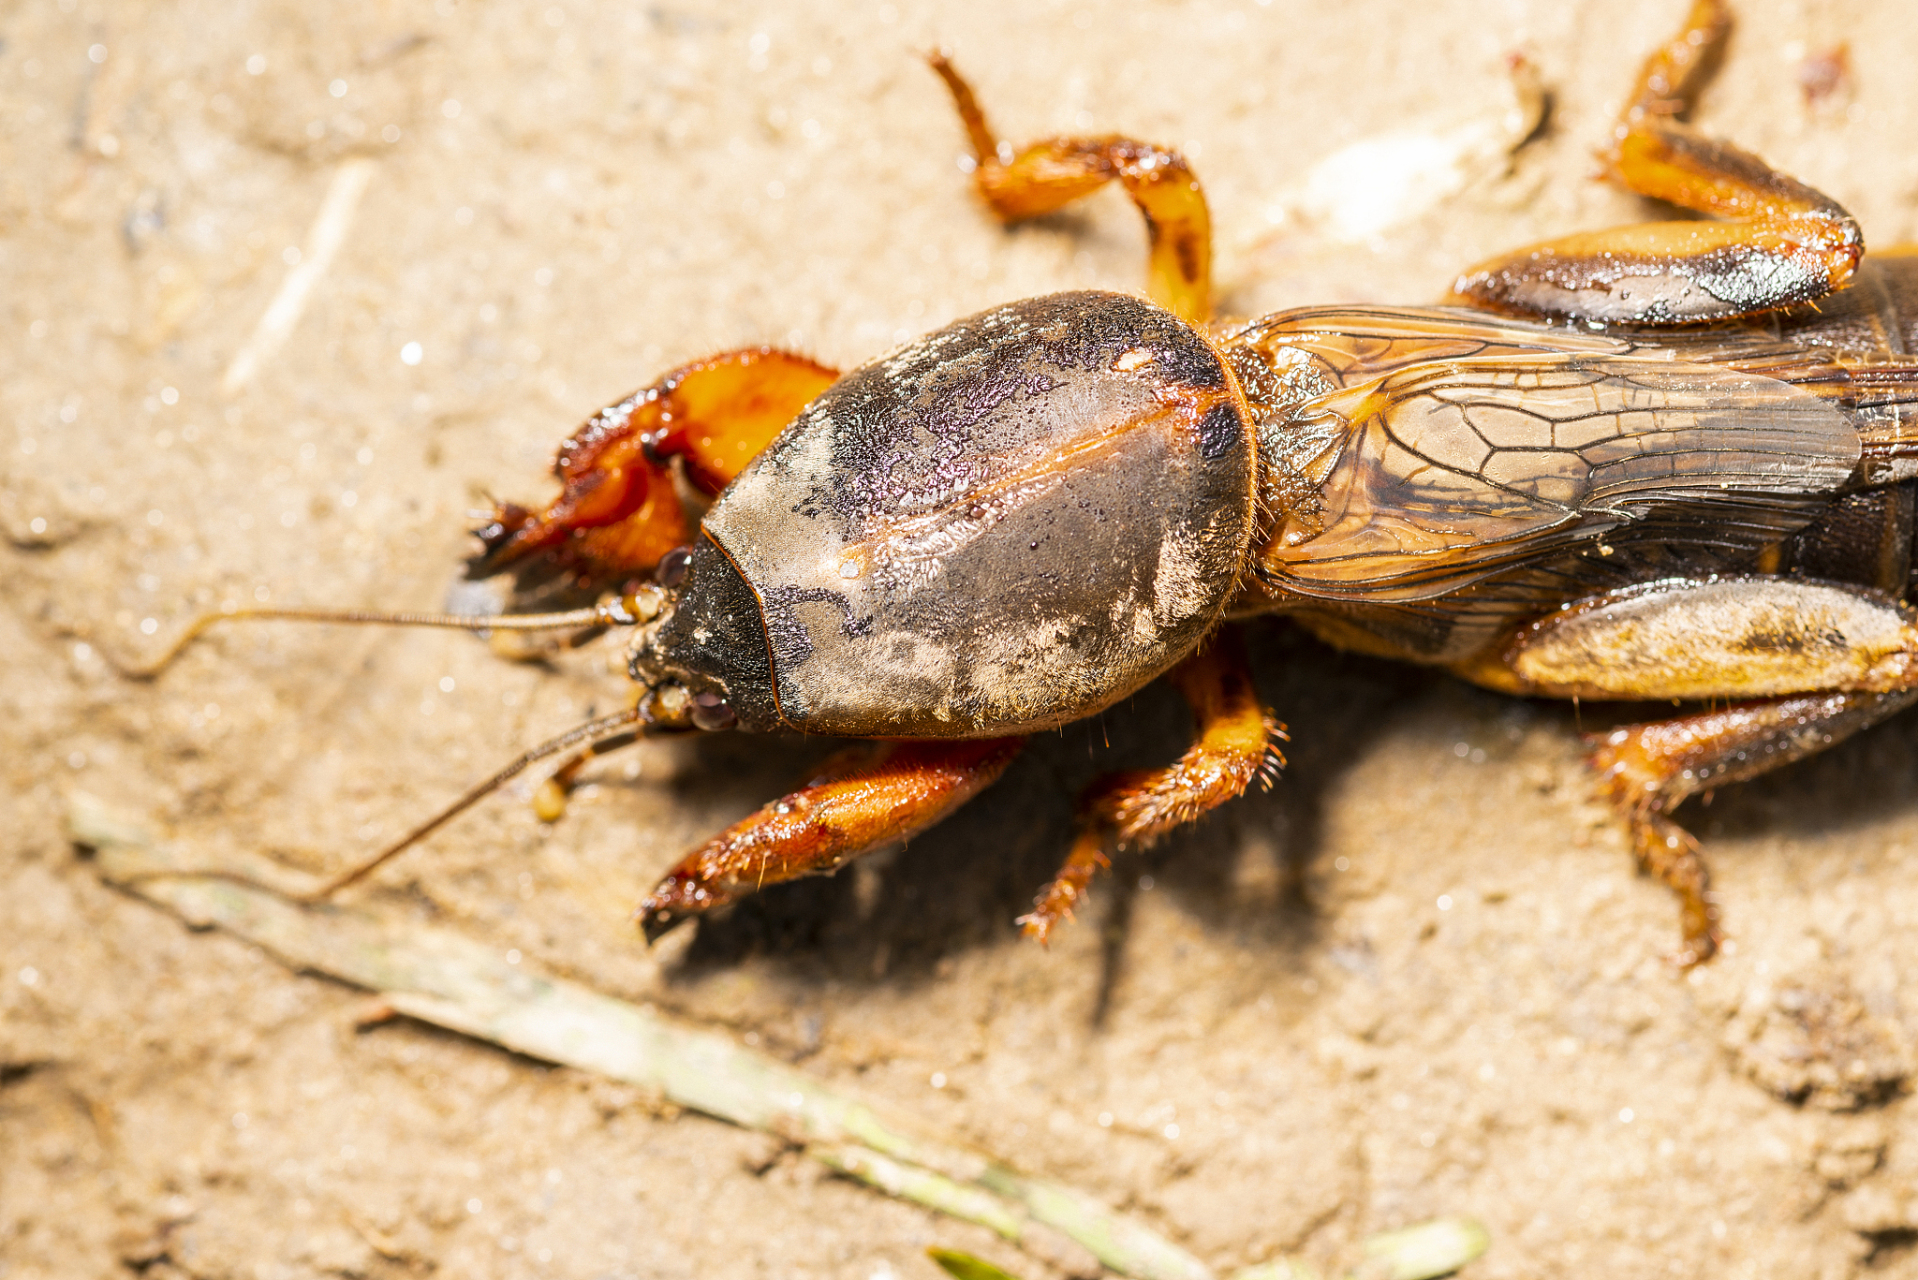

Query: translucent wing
<box><xmin>1258</xmin><ymin>352</ymin><xmax>1860</xmax><ymax>601</ymax></box>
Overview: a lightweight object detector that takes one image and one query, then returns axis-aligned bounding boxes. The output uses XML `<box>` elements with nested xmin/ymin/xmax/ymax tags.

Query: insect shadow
<box><xmin>660</xmin><ymin>623</ymin><xmax>1918</xmax><ymax>998</ymax></box>
<box><xmin>664</xmin><ymin>620</ymin><xmax>1435</xmax><ymax>1002</ymax></box>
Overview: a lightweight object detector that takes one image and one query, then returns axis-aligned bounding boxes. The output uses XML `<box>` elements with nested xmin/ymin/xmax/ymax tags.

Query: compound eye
<box><xmin>689</xmin><ymin>690</ymin><xmax>736</xmax><ymax>731</ymax></box>
<box><xmin>656</xmin><ymin>545</ymin><xmax>695</xmax><ymax>588</ymax></box>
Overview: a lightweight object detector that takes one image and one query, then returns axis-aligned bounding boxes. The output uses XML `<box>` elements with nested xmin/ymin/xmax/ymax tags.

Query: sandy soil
<box><xmin>9</xmin><ymin>1</ymin><xmax>1918</xmax><ymax>1277</ymax></box>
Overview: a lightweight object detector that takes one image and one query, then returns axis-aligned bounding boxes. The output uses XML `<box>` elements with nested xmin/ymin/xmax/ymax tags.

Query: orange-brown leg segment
<box><xmin>929</xmin><ymin>53</ymin><xmax>1212</xmax><ymax>322</ymax></box>
<box><xmin>637</xmin><ymin>737</ymin><xmax>1025</xmax><ymax>941</ymax></box>
<box><xmin>1589</xmin><ymin>690</ymin><xmax>1918</xmax><ymax>966</ymax></box>
<box><xmin>477</xmin><ymin>348</ymin><xmax>838</xmax><ymax>580</ymax></box>
<box><xmin>1451</xmin><ymin>0</ymin><xmax>1862</xmax><ymax>323</ymax></box>
<box><xmin>1021</xmin><ymin>628</ymin><xmax>1285</xmax><ymax>943</ymax></box>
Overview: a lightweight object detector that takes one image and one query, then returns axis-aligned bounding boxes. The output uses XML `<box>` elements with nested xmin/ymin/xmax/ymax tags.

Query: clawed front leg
<box><xmin>1452</xmin><ymin>0</ymin><xmax>1862</xmax><ymax>324</ymax></box>
<box><xmin>638</xmin><ymin>737</ymin><xmax>1025</xmax><ymax>941</ymax></box>
<box><xmin>929</xmin><ymin>53</ymin><xmax>1212</xmax><ymax>322</ymax></box>
<box><xmin>1022</xmin><ymin>627</ymin><xmax>1285</xmax><ymax>943</ymax></box>
<box><xmin>479</xmin><ymin>348</ymin><xmax>838</xmax><ymax>581</ymax></box>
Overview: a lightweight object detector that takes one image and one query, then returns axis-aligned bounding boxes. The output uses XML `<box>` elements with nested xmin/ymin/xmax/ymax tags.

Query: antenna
<box><xmin>121</xmin><ymin>587</ymin><xmax>668</xmax><ymax>679</ymax></box>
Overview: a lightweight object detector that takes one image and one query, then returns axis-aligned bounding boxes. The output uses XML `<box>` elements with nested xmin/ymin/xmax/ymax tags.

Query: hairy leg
<box><xmin>929</xmin><ymin>53</ymin><xmax>1212</xmax><ymax>322</ymax></box>
<box><xmin>478</xmin><ymin>348</ymin><xmax>837</xmax><ymax>580</ymax></box>
<box><xmin>1022</xmin><ymin>627</ymin><xmax>1284</xmax><ymax>943</ymax></box>
<box><xmin>1468</xmin><ymin>574</ymin><xmax>1918</xmax><ymax>964</ymax></box>
<box><xmin>1451</xmin><ymin>0</ymin><xmax>1861</xmax><ymax>323</ymax></box>
<box><xmin>1590</xmin><ymin>691</ymin><xmax>1918</xmax><ymax>965</ymax></box>
<box><xmin>638</xmin><ymin>737</ymin><xmax>1025</xmax><ymax>941</ymax></box>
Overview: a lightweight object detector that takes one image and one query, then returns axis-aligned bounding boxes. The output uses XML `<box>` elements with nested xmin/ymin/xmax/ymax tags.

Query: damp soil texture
<box><xmin>9</xmin><ymin>2</ymin><xmax>1918</xmax><ymax>1278</ymax></box>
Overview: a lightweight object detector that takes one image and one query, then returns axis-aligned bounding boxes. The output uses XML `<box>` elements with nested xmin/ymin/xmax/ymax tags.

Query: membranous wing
<box><xmin>1257</xmin><ymin>352</ymin><xmax>1861</xmax><ymax>602</ymax></box>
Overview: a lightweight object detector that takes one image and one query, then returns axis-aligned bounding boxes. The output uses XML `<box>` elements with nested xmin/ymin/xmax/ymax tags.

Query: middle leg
<box><xmin>1022</xmin><ymin>627</ymin><xmax>1286</xmax><ymax>943</ymax></box>
<box><xmin>929</xmin><ymin>53</ymin><xmax>1213</xmax><ymax>322</ymax></box>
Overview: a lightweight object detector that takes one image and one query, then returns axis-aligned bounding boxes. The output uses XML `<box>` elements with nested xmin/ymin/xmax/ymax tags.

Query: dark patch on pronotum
<box><xmin>1197</xmin><ymin>402</ymin><xmax>1243</xmax><ymax>461</ymax></box>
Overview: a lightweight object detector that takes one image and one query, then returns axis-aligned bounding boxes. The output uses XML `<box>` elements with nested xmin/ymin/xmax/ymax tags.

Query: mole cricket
<box><xmin>139</xmin><ymin>0</ymin><xmax>1918</xmax><ymax>966</ymax></box>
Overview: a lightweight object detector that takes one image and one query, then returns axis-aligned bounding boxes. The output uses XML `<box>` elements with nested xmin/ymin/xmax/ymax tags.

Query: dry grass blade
<box><xmin>66</xmin><ymin>792</ymin><xmax>1212</xmax><ymax>1280</ymax></box>
<box><xmin>928</xmin><ymin>1246</ymin><xmax>1028</xmax><ymax>1280</ymax></box>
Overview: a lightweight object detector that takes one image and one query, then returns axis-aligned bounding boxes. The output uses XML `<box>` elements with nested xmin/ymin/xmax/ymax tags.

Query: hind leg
<box><xmin>1461</xmin><ymin>575</ymin><xmax>1918</xmax><ymax>963</ymax></box>
<box><xmin>1450</xmin><ymin>0</ymin><xmax>1861</xmax><ymax>324</ymax></box>
<box><xmin>1590</xmin><ymin>691</ymin><xmax>1918</xmax><ymax>965</ymax></box>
